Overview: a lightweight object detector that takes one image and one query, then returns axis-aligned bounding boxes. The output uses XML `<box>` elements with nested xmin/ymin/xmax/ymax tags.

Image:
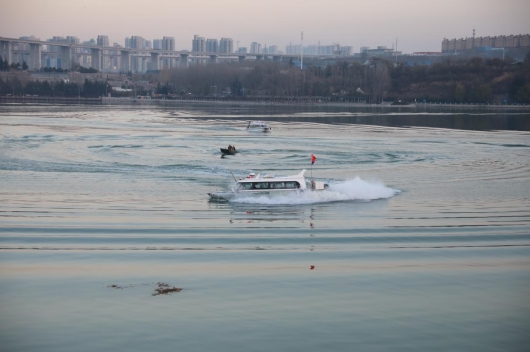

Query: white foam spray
<box><xmin>230</xmin><ymin>177</ymin><xmax>399</xmax><ymax>205</ymax></box>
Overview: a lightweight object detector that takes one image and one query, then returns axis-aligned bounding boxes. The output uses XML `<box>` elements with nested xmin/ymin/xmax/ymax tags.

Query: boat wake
<box><xmin>229</xmin><ymin>177</ymin><xmax>399</xmax><ymax>205</ymax></box>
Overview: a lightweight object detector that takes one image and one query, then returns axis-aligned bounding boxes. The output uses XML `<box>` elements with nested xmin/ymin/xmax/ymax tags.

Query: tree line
<box><xmin>0</xmin><ymin>57</ymin><xmax>28</xmax><ymax>71</ymax></box>
<box><xmin>156</xmin><ymin>54</ymin><xmax>530</xmax><ymax>104</ymax></box>
<box><xmin>1</xmin><ymin>53</ymin><xmax>529</xmax><ymax>103</ymax></box>
<box><xmin>0</xmin><ymin>77</ymin><xmax>111</xmax><ymax>98</ymax></box>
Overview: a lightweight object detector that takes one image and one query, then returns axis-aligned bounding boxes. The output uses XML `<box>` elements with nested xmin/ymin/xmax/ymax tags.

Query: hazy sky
<box><xmin>1</xmin><ymin>0</ymin><xmax>529</xmax><ymax>53</ymax></box>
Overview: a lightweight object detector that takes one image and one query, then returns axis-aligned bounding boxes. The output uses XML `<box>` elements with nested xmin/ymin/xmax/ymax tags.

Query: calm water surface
<box><xmin>0</xmin><ymin>105</ymin><xmax>529</xmax><ymax>352</ymax></box>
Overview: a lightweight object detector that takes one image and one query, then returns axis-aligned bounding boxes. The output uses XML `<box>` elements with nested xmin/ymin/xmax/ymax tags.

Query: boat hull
<box><xmin>208</xmin><ymin>188</ymin><xmax>327</xmax><ymax>201</ymax></box>
<box><xmin>247</xmin><ymin>128</ymin><xmax>271</xmax><ymax>133</ymax></box>
<box><xmin>220</xmin><ymin>148</ymin><xmax>238</xmax><ymax>155</ymax></box>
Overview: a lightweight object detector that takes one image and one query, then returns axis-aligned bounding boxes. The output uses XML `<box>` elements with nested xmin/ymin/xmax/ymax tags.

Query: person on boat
<box><xmin>228</xmin><ymin>145</ymin><xmax>233</xmax><ymax>151</ymax></box>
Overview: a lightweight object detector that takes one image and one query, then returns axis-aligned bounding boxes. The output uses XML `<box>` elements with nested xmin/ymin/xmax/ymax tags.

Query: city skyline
<box><xmin>1</xmin><ymin>0</ymin><xmax>529</xmax><ymax>54</ymax></box>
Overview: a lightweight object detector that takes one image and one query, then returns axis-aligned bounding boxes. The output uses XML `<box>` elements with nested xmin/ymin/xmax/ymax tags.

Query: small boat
<box><xmin>220</xmin><ymin>147</ymin><xmax>238</xmax><ymax>155</ymax></box>
<box><xmin>246</xmin><ymin>121</ymin><xmax>271</xmax><ymax>132</ymax></box>
<box><xmin>208</xmin><ymin>169</ymin><xmax>328</xmax><ymax>200</ymax></box>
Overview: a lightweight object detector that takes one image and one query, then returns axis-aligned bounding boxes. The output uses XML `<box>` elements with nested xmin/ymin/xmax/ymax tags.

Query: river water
<box><xmin>0</xmin><ymin>104</ymin><xmax>529</xmax><ymax>352</ymax></box>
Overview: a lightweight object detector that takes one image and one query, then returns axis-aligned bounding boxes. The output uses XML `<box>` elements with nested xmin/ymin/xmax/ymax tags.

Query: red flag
<box><xmin>311</xmin><ymin>154</ymin><xmax>316</xmax><ymax>165</ymax></box>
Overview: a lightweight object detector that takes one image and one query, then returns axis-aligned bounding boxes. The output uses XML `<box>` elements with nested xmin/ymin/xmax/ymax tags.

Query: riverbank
<box><xmin>1</xmin><ymin>95</ymin><xmax>529</xmax><ymax>110</ymax></box>
<box><xmin>0</xmin><ymin>96</ymin><xmax>101</xmax><ymax>104</ymax></box>
<box><xmin>101</xmin><ymin>97</ymin><xmax>530</xmax><ymax>110</ymax></box>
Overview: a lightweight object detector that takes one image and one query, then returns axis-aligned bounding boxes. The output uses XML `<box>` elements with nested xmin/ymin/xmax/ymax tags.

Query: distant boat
<box><xmin>220</xmin><ymin>147</ymin><xmax>238</xmax><ymax>155</ymax></box>
<box><xmin>246</xmin><ymin>121</ymin><xmax>271</xmax><ymax>132</ymax></box>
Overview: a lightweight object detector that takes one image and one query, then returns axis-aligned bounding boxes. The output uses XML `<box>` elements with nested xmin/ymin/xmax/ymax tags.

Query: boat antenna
<box><xmin>229</xmin><ymin>169</ymin><xmax>238</xmax><ymax>182</ymax></box>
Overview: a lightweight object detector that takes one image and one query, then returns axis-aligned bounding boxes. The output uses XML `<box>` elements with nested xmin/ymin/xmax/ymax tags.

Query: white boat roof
<box><xmin>238</xmin><ymin>169</ymin><xmax>306</xmax><ymax>183</ymax></box>
<box><xmin>248</xmin><ymin>121</ymin><xmax>269</xmax><ymax>125</ymax></box>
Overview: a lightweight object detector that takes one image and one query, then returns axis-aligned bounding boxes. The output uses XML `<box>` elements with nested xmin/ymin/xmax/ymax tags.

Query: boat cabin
<box><xmin>208</xmin><ymin>169</ymin><xmax>328</xmax><ymax>200</ymax></box>
<box><xmin>236</xmin><ymin>170</ymin><xmax>307</xmax><ymax>192</ymax></box>
<box><xmin>246</xmin><ymin>121</ymin><xmax>271</xmax><ymax>132</ymax></box>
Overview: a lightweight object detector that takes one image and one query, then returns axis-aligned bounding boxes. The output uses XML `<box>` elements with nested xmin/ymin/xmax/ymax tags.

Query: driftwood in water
<box><xmin>152</xmin><ymin>282</ymin><xmax>183</xmax><ymax>296</ymax></box>
<box><xmin>107</xmin><ymin>282</ymin><xmax>183</xmax><ymax>295</ymax></box>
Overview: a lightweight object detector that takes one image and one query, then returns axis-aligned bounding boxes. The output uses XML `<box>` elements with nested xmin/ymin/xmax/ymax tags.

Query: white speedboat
<box><xmin>208</xmin><ymin>169</ymin><xmax>328</xmax><ymax>200</ymax></box>
<box><xmin>246</xmin><ymin>121</ymin><xmax>271</xmax><ymax>132</ymax></box>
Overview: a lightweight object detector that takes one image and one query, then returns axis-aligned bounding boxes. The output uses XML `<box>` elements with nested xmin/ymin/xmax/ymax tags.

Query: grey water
<box><xmin>0</xmin><ymin>104</ymin><xmax>529</xmax><ymax>352</ymax></box>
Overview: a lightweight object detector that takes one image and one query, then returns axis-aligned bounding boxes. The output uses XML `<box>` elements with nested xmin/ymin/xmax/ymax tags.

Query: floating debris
<box><xmin>107</xmin><ymin>282</ymin><xmax>182</xmax><ymax>296</ymax></box>
<box><xmin>107</xmin><ymin>284</ymin><xmax>135</xmax><ymax>289</ymax></box>
<box><xmin>152</xmin><ymin>282</ymin><xmax>183</xmax><ymax>296</ymax></box>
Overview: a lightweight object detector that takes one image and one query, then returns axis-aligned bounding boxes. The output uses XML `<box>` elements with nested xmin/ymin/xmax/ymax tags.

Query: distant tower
<box><xmin>473</xmin><ymin>28</ymin><xmax>476</xmax><ymax>48</ymax></box>
<box><xmin>206</xmin><ymin>38</ymin><xmax>218</xmax><ymax>53</ymax></box>
<box><xmin>97</xmin><ymin>35</ymin><xmax>109</xmax><ymax>47</ymax></box>
<box><xmin>219</xmin><ymin>38</ymin><xmax>233</xmax><ymax>53</ymax></box>
<box><xmin>162</xmin><ymin>37</ymin><xmax>175</xmax><ymax>51</ymax></box>
<box><xmin>192</xmin><ymin>35</ymin><xmax>206</xmax><ymax>52</ymax></box>
<box><xmin>301</xmin><ymin>31</ymin><xmax>303</xmax><ymax>70</ymax></box>
<box><xmin>250</xmin><ymin>42</ymin><xmax>261</xmax><ymax>54</ymax></box>
<box><xmin>395</xmin><ymin>38</ymin><xmax>398</xmax><ymax>62</ymax></box>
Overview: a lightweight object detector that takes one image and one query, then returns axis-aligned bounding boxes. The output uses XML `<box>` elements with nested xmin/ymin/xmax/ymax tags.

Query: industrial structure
<box><xmin>442</xmin><ymin>34</ymin><xmax>530</xmax><ymax>53</ymax></box>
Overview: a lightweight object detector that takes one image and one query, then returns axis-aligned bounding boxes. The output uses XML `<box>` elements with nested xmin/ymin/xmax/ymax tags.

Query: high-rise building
<box><xmin>320</xmin><ymin>45</ymin><xmax>334</xmax><ymax>55</ymax></box>
<box><xmin>42</xmin><ymin>36</ymin><xmax>79</xmax><ymax>69</ymax></box>
<box><xmin>48</xmin><ymin>36</ymin><xmax>79</xmax><ymax>46</ymax></box>
<box><xmin>19</xmin><ymin>35</ymin><xmax>39</xmax><ymax>41</ymax></box>
<box><xmin>66</xmin><ymin>36</ymin><xmax>80</xmax><ymax>44</ymax></box>
<box><xmin>15</xmin><ymin>36</ymin><xmax>38</xmax><ymax>64</ymax></box>
<box><xmin>129</xmin><ymin>36</ymin><xmax>145</xmax><ymax>49</ymax></box>
<box><xmin>206</xmin><ymin>39</ymin><xmax>218</xmax><ymax>53</ymax></box>
<box><xmin>157</xmin><ymin>37</ymin><xmax>176</xmax><ymax>69</ymax></box>
<box><xmin>192</xmin><ymin>35</ymin><xmax>206</xmax><ymax>52</ymax></box>
<box><xmin>97</xmin><ymin>35</ymin><xmax>109</xmax><ymax>47</ymax></box>
<box><xmin>153</xmin><ymin>39</ymin><xmax>162</xmax><ymax>50</ymax></box>
<box><xmin>96</xmin><ymin>36</ymin><xmax>110</xmax><ymax>71</ymax></box>
<box><xmin>73</xmin><ymin>39</ymin><xmax>94</xmax><ymax>67</ymax></box>
<box><xmin>250</xmin><ymin>42</ymin><xmax>261</xmax><ymax>54</ymax></box>
<box><xmin>305</xmin><ymin>45</ymin><xmax>317</xmax><ymax>55</ymax></box>
<box><xmin>340</xmin><ymin>46</ymin><xmax>353</xmax><ymax>56</ymax></box>
<box><xmin>267</xmin><ymin>45</ymin><xmax>278</xmax><ymax>54</ymax></box>
<box><xmin>285</xmin><ymin>44</ymin><xmax>301</xmax><ymax>55</ymax></box>
<box><xmin>219</xmin><ymin>38</ymin><xmax>233</xmax><ymax>53</ymax></box>
<box><xmin>442</xmin><ymin>34</ymin><xmax>530</xmax><ymax>53</ymax></box>
<box><xmin>128</xmin><ymin>36</ymin><xmax>146</xmax><ymax>73</ymax></box>
<box><xmin>162</xmin><ymin>37</ymin><xmax>175</xmax><ymax>51</ymax></box>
